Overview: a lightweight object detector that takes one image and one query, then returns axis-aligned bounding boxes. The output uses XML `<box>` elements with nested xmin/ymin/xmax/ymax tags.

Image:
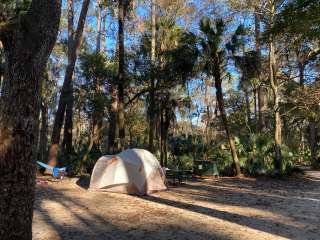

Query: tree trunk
<box><xmin>214</xmin><ymin>62</ymin><xmax>241</xmax><ymax>176</ymax></box>
<box><xmin>299</xmin><ymin>126</ymin><xmax>305</xmax><ymax>163</ymax></box>
<box><xmin>255</xmin><ymin>9</ymin><xmax>266</xmax><ymax>132</ymax></box>
<box><xmin>63</xmin><ymin>93</ymin><xmax>73</xmax><ymax>156</ymax></box>
<box><xmin>160</xmin><ymin>109</ymin><xmax>165</xmax><ymax>166</ymax></box>
<box><xmin>309</xmin><ymin>122</ymin><xmax>319</xmax><ymax>169</ymax></box>
<box><xmin>108</xmin><ymin>86</ymin><xmax>118</xmax><ymax>152</ymax></box>
<box><xmin>164</xmin><ymin>131</ymin><xmax>168</xmax><ymax>167</ymax></box>
<box><xmin>244</xmin><ymin>87</ymin><xmax>251</xmax><ymax>126</ymax></box>
<box><xmin>148</xmin><ymin>0</ymin><xmax>157</xmax><ymax>153</ymax></box>
<box><xmin>39</xmin><ymin>101</ymin><xmax>48</xmax><ymax>163</ymax></box>
<box><xmin>96</xmin><ymin>0</ymin><xmax>102</xmax><ymax>53</ymax></box>
<box><xmin>62</xmin><ymin>0</ymin><xmax>75</xmax><ymax>157</ymax></box>
<box><xmin>75</xmin><ymin>105</ymin><xmax>82</xmax><ymax>153</ymax></box>
<box><xmin>298</xmin><ymin>61</ymin><xmax>305</xmax><ymax>87</ymax></box>
<box><xmin>0</xmin><ymin>1</ymin><xmax>61</xmax><ymax>239</ymax></box>
<box><xmin>163</xmin><ymin>108</ymin><xmax>170</xmax><ymax>167</ymax></box>
<box><xmin>80</xmin><ymin>127</ymin><xmax>94</xmax><ymax>174</ymax></box>
<box><xmin>91</xmin><ymin>0</ymin><xmax>104</xmax><ymax>149</ymax></box>
<box><xmin>0</xmin><ymin>42</ymin><xmax>3</xmax><ymax>90</ymax></box>
<box><xmin>129</xmin><ymin>128</ymin><xmax>133</xmax><ymax>147</ymax></box>
<box><xmin>156</xmin><ymin>112</ymin><xmax>161</xmax><ymax>151</ymax></box>
<box><xmin>48</xmin><ymin>0</ymin><xmax>90</xmax><ymax>166</ymax></box>
<box><xmin>253</xmin><ymin>87</ymin><xmax>257</xmax><ymax>122</ymax></box>
<box><xmin>268</xmin><ymin>2</ymin><xmax>282</xmax><ymax>172</ymax></box>
<box><xmin>101</xmin><ymin>8</ymin><xmax>107</xmax><ymax>52</ymax></box>
<box><xmin>118</xmin><ymin>0</ymin><xmax>126</xmax><ymax>151</ymax></box>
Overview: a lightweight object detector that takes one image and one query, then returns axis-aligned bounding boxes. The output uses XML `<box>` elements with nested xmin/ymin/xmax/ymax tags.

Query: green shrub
<box><xmin>168</xmin><ymin>154</ymin><xmax>193</xmax><ymax>170</ymax></box>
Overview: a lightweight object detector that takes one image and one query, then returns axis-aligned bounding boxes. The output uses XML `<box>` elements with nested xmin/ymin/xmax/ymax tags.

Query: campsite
<box><xmin>32</xmin><ymin>171</ymin><xmax>320</xmax><ymax>240</ymax></box>
<box><xmin>1</xmin><ymin>0</ymin><xmax>320</xmax><ymax>240</ymax></box>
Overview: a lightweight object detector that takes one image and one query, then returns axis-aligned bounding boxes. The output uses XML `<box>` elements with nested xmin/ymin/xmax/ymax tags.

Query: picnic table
<box><xmin>165</xmin><ymin>169</ymin><xmax>193</xmax><ymax>184</ymax></box>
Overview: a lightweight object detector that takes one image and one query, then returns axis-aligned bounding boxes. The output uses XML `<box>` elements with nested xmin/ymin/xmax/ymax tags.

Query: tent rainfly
<box><xmin>89</xmin><ymin>149</ymin><xmax>166</xmax><ymax>195</ymax></box>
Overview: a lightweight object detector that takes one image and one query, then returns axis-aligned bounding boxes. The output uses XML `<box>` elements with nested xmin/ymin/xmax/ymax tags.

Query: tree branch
<box><xmin>125</xmin><ymin>88</ymin><xmax>149</xmax><ymax>107</ymax></box>
<box><xmin>306</xmin><ymin>47</ymin><xmax>320</xmax><ymax>64</ymax></box>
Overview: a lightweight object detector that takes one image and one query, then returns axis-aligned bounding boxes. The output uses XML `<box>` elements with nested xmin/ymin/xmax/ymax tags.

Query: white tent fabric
<box><xmin>89</xmin><ymin>149</ymin><xmax>166</xmax><ymax>195</ymax></box>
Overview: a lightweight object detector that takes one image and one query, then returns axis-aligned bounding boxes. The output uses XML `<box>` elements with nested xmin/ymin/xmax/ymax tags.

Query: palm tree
<box><xmin>199</xmin><ymin>17</ymin><xmax>241</xmax><ymax>176</ymax></box>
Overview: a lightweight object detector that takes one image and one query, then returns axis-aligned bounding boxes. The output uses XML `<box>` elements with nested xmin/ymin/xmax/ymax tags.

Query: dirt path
<box><xmin>33</xmin><ymin>175</ymin><xmax>320</xmax><ymax>240</ymax></box>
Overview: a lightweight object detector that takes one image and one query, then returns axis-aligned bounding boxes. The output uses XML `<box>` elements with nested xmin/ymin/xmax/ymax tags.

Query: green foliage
<box><xmin>79</xmin><ymin>52</ymin><xmax>111</xmax><ymax>117</ymax></box>
<box><xmin>210</xmin><ymin>147</ymin><xmax>235</xmax><ymax>176</ymax></box>
<box><xmin>273</xmin><ymin>0</ymin><xmax>320</xmax><ymax>40</ymax></box>
<box><xmin>73</xmin><ymin>142</ymin><xmax>101</xmax><ymax>173</ymax></box>
<box><xmin>199</xmin><ymin>17</ymin><xmax>226</xmax><ymax>75</ymax></box>
<box><xmin>167</xmin><ymin>131</ymin><xmax>302</xmax><ymax>177</ymax></box>
<box><xmin>226</xmin><ymin>24</ymin><xmax>247</xmax><ymax>54</ymax></box>
<box><xmin>80</xmin><ymin>52</ymin><xmax>111</xmax><ymax>83</ymax></box>
<box><xmin>169</xmin><ymin>154</ymin><xmax>194</xmax><ymax>171</ymax></box>
<box><xmin>243</xmin><ymin>134</ymin><xmax>274</xmax><ymax>176</ymax></box>
<box><xmin>240</xmin><ymin>134</ymin><xmax>302</xmax><ymax>176</ymax></box>
<box><xmin>0</xmin><ymin>0</ymin><xmax>31</xmax><ymax>18</ymax></box>
<box><xmin>169</xmin><ymin>135</ymin><xmax>192</xmax><ymax>157</ymax></box>
<box><xmin>163</xmin><ymin>31</ymin><xmax>199</xmax><ymax>83</ymax></box>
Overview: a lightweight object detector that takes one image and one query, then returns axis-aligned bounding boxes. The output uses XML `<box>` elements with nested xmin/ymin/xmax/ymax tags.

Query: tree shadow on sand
<box><xmin>141</xmin><ymin>177</ymin><xmax>320</xmax><ymax>239</ymax></box>
<box><xmin>34</xmin><ymin>185</ymin><xmax>233</xmax><ymax>240</ymax></box>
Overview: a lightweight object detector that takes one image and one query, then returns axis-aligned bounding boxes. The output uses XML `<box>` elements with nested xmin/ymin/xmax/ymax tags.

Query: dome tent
<box><xmin>89</xmin><ymin>149</ymin><xmax>166</xmax><ymax>195</ymax></box>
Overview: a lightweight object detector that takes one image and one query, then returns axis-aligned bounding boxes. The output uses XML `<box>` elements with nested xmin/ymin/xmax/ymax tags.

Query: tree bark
<box><xmin>160</xmin><ymin>109</ymin><xmax>164</xmax><ymax>166</ymax></box>
<box><xmin>39</xmin><ymin>101</ymin><xmax>48</xmax><ymax>163</ymax></box>
<box><xmin>48</xmin><ymin>0</ymin><xmax>90</xmax><ymax>166</ymax></box>
<box><xmin>255</xmin><ymin>9</ymin><xmax>267</xmax><ymax>132</ymax></box>
<box><xmin>164</xmin><ymin>107</ymin><xmax>170</xmax><ymax>167</ymax></box>
<box><xmin>62</xmin><ymin>91</ymin><xmax>74</xmax><ymax>156</ymax></box>
<box><xmin>297</xmin><ymin>55</ymin><xmax>307</xmax><ymax>164</ymax></box>
<box><xmin>101</xmin><ymin>9</ymin><xmax>107</xmax><ymax>52</ymax></box>
<box><xmin>108</xmin><ymin>86</ymin><xmax>118</xmax><ymax>152</ymax></box>
<box><xmin>298</xmin><ymin>61</ymin><xmax>305</xmax><ymax>87</ymax></box>
<box><xmin>271</xmin><ymin>52</ymin><xmax>282</xmax><ymax>172</ymax></box>
<box><xmin>148</xmin><ymin>0</ymin><xmax>157</xmax><ymax>153</ymax></box>
<box><xmin>299</xmin><ymin>126</ymin><xmax>305</xmax><ymax>163</ymax></box>
<box><xmin>258</xmin><ymin>85</ymin><xmax>267</xmax><ymax>130</ymax></box>
<box><xmin>0</xmin><ymin>1</ymin><xmax>61</xmax><ymax>239</ymax></box>
<box><xmin>253</xmin><ymin>87</ymin><xmax>257</xmax><ymax>122</ymax></box>
<box><xmin>309</xmin><ymin>122</ymin><xmax>319</xmax><ymax>168</ymax></box>
<box><xmin>96</xmin><ymin>0</ymin><xmax>102</xmax><ymax>53</ymax></box>
<box><xmin>164</xmin><ymin>130</ymin><xmax>168</xmax><ymax>167</ymax></box>
<box><xmin>117</xmin><ymin>0</ymin><xmax>127</xmax><ymax>151</ymax></box>
<box><xmin>244</xmin><ymin>87</ymin><xmax>251</xmax><ymax>126</ymax></box>
<box><xmin>0</xmin><ymin>41</ymin><xmax>3</xmax><ymax>90</ymax></box>
<box><xmin>268</xmin><ymin>1</ymin><xmax>282</xmax><ymax>172</ymax></box>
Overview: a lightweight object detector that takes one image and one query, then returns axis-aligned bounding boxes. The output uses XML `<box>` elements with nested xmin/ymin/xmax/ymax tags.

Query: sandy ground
<box><xmin>33</xmin><ymin>172</ymin><xmax>320</xmax><ymax>240</ymax></box>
